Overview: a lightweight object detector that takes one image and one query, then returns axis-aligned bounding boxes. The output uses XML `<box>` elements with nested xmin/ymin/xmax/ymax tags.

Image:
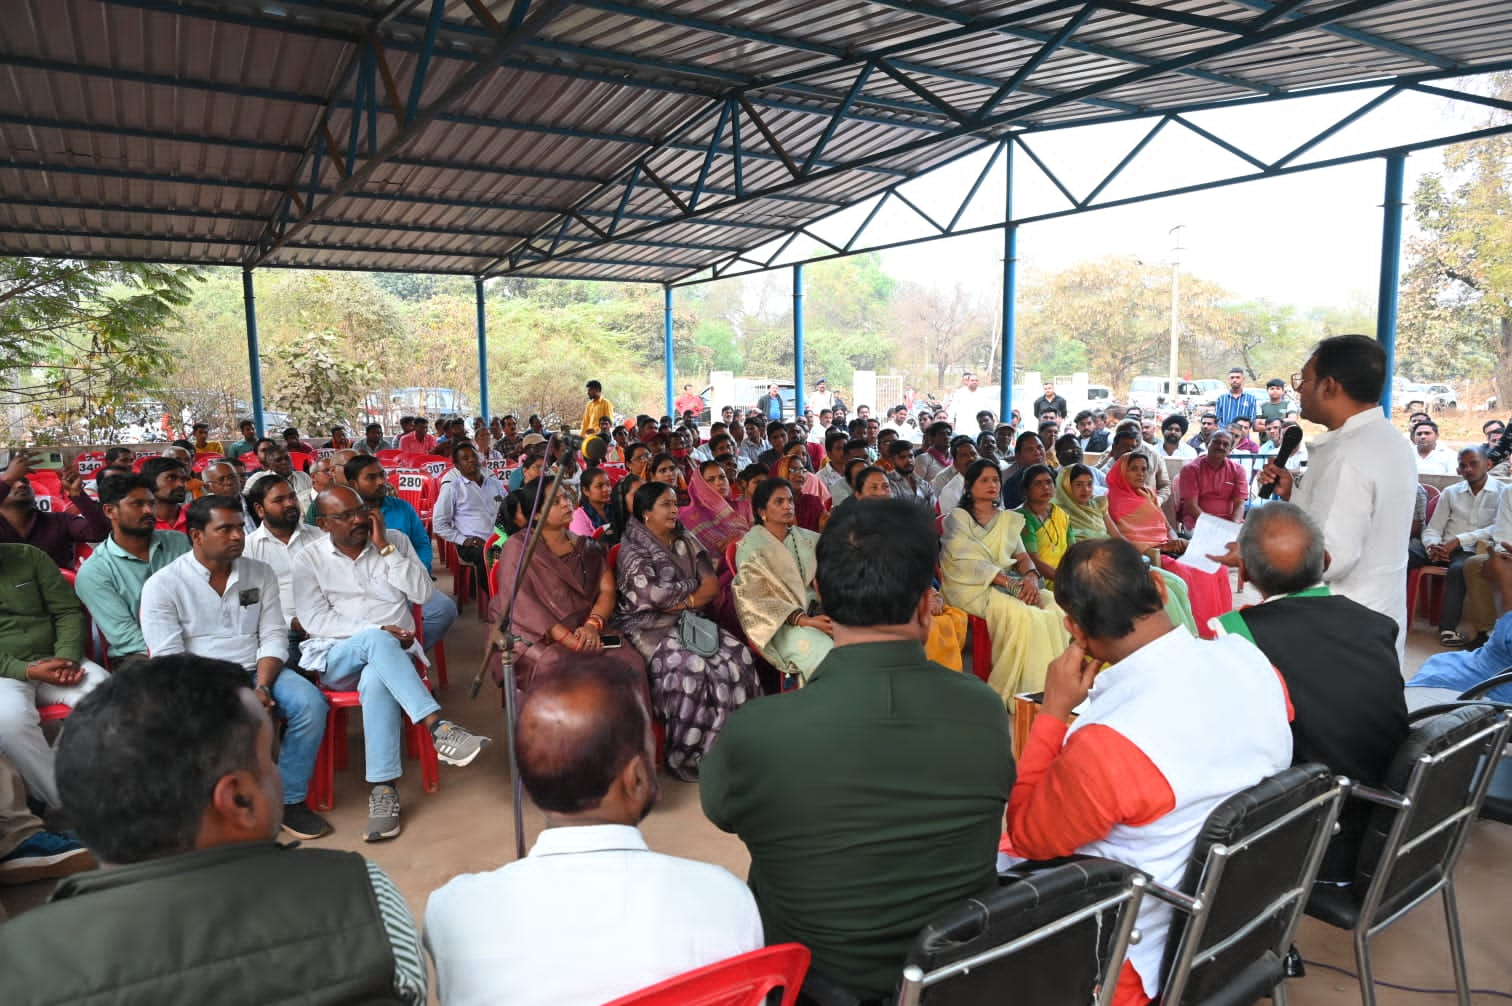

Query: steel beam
<box><xmin>1377</xmin><ymin>152</ymin><xmax>1405</xmax><ymax>413</ymax></box>
<box><xmin>476</xmin><ymin>277</ymin><xmax>491</xmax><ymax>421</ymax></box>
<box><xmin>663</xmin><ymin>286</ymin><xmax>675</xmax><ymax>418</ymax></box>
<box><xmin>1000</xmin><ymin>142</ymin><xmax>1017</xmax><ymax>422</ymax></box>
<box><xmin>242</xmin><ymin>270</ymin><xmax>265</xmax><ymax>436</ymax></box>
<box><xmin>793</xmin><ymin>264</ymin><xmax>806</xmax><ymax>419</ymax></box>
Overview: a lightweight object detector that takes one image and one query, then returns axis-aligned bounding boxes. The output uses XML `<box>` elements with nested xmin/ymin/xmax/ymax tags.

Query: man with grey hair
<box><xmin>1217</xmin><ymin>502</ymin><xmax>1407</xmax><ymax>881</ymax></box>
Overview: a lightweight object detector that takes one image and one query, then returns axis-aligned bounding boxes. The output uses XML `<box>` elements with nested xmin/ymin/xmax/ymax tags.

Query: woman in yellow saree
<box><xmin>732</xmin><ymin>477</ymin><xmax>833</xmax><ymax>681</ymax></box>
<box><xmin>941</xmin><ymin>459</ymin><xmax>1069</xmax><ymax>702</ymax></box>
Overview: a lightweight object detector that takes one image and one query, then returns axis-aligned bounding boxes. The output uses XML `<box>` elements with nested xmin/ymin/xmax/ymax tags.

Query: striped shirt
<box><xmin>365</xmin><ymin>860</ymin><xmax>429</xmax><ymax>1006</ymax></box>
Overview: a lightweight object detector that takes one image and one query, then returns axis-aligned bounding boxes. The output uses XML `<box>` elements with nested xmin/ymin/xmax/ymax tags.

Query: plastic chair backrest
<box><xmin>287</xmin><ymin>451</ymin><xmax>314</xmax><ymax>473</ymax></box>
<box><xmin>75</xmin><ymin>452</ymin><xmax>106</xmax><ymax>477</ymax></box>
<box><xmin>239</xmin><ymin>451</ymin><xmax>262</xmax><ymax>472</ymax></box>
<box><xmin>377</xmin><ymin>450</ymin><xmax>405</xmax><ymax>466</ymax></box>
<box><xmin>600</xmin><ymin>944</ymin><xmax>810</xmax><ymax>1006</ymax></box>
<box><xmin>897</xmin><ymin>859</ymin><xmax>1144</xmax><ymax>1006</ymax></box>
<box><xmin>1422</xmin><ymin>483</ymin><xmax>1441</xmax><ymax>523</ymax></box>
<box><xmin>388</xmin><ymin>468</ymin><xmax>430</xmax><ymax>513</ymax></box>
<box><xmin>26</xmin><ymin>471</ymin><xmax>66</xmax><ymax>514</ymax></box>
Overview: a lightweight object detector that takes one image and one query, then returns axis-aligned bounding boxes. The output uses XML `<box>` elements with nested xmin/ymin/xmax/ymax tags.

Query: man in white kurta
<box><xmin>1257</xmin><ymin>337</ymin><xmax>1417</xmax><ymax>663</ymax></box>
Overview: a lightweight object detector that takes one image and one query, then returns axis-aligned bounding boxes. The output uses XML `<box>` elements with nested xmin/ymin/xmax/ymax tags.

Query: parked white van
<box><xmin>1127</xmin><ymin>376</ymin><xmax>1204</xmax><ymax>412</ymax></box>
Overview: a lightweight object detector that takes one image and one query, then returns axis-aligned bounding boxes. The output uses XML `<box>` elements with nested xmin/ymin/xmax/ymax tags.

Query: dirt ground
<box><xmin>3</xmin><ymin>569</ymin><xmax>1509</xmax><ymax>1005</ymax></box>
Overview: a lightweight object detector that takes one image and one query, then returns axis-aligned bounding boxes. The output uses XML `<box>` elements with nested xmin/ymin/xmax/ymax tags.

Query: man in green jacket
<box><xmin>0</xmin><ymin>542</ymin><xmax>108</xmax><ymax>811</ymax></box>
<box><xmin>0</xmin><ymin>655</ymin><xmax>427</xmax><ymax>1005</ymax></box>
<box><xmin>701</xmin><ymin>500</ymin><xmax>1015</xmax><ymax>1001</ymax></box>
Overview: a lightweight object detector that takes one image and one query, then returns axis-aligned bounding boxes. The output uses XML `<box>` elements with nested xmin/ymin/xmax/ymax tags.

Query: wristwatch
<box><xmin>255</xmin><ymin>684</ymin><xmax>272</xmax><ymax>697</ymax></box>
<box><xmin>378</xmin><ymin>543</ymin><xmax>396</xmax><ymax>556</ymax></box>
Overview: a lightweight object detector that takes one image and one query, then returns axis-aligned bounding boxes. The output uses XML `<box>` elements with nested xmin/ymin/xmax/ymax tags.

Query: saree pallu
<box><xmin>732</xmin><ymin>523</ymin><xmax>832</xmax><ymax>681</ymax></box>
<box><xmin>615</xmin><ymin>518</ymin><xmax>759</xmax><ymax>780</ymax></box>
<box><xmin>486</xmin><ymin>533</ymin><xmax>647</xmax><ymax>696</ymax></box>
<box><xmin>1107</xmin><ymin>456</ymin><xmax>1231</xmax><ymax>637</ymax></box>
<box><xmin>940</xmin><ymin>507</ymin><xmax>1069</xmax><ymax>703</ymax></box>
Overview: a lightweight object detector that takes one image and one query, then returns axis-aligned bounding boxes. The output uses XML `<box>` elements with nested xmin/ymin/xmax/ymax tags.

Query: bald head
<box><xmin>1237</xmin><ymin>502</ymin><xmax>1325</xmax><ymax>598</ymax></box>
<box><xmin>515</xmin><ymin>664</ymin><xmax>652</xmax><ymax>819</ymax></box>
<box><xmin>316</xmin><ymin>485</ymin><xmax>362</xmax><ymax>517</ymax></box>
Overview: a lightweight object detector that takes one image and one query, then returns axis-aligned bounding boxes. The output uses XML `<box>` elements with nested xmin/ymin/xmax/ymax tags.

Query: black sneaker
<box><xmin>0</xmin><ymin>831</ymin><xmax>96</xmax><ymax>886</ymax></box>
<box><xmin>280</xmin><ymin>802</ymin><xmax>333</xmax><ymax>841</ymax></box>
<box><xmin>365</xmin><ymin>784</ymin><xmax>402</xmax><ymax>843</ymax></box>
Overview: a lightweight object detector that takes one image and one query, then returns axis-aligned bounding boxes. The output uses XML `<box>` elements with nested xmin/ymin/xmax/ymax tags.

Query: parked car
<box><xmin>1127</xmin><ymin>376</ymin><xmax>1205</xmax><ymax>412</ymax></box>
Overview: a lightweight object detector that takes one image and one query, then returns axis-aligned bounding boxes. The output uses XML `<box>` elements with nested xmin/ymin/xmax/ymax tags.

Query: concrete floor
<box><xmin>4</xmin><ymin>571</ymin><xmax>1509</xmax><ymax>1003</ymax></box>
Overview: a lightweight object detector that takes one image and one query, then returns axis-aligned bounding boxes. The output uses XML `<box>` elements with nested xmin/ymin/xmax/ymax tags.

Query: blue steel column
<box><xmin>999</xmin><ymin>141</ymin><xmax>1017</xmax><ymax>423</ymax></box>
<box><xmin>1001</xmin><ymin>224</ymin><xmax>1018</xmax><ymax>423</ymax></box>
<box><xmin>1376</xmin><ymin>152</ymin><xmax>1406</xmax><ymax>414</ymax></box>
<box><xmin>474</xmin><ymin>277</ymin><xmax>490</xmax><ymax>421</ymax></box>
<box><xmin>793</xmin><ymin>264</ymin><xmax>806</xmax><ymax>418</ymax></box>
<box><xmin>663</xmin><ymin>285</ymin><xmax>675</xmax><ymax>418</ymax></box>
<box><xmin>241</xmin><ymin>269</ymin><xmax>265</xmax><ymax>437</ymax></box>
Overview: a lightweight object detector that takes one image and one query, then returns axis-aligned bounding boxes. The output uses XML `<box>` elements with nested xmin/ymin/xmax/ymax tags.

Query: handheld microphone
<box><xmin>1258</xmin><ymin>425</ymin><xmax>1304</xmax><ymax>500</ymax></box>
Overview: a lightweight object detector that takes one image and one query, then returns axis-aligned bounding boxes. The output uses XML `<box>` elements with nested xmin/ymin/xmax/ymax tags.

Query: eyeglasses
<box><xmin>1291</xmin><ymin>372</ymin><xmax>1308</xmax><ymax>392</ymax></box>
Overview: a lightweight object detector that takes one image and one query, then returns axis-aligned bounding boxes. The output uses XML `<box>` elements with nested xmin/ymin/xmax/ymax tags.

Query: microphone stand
<box><xmin>469</xmin><ymin>432</ymin><xmax>575</xmax><ymax>860</ymax></box>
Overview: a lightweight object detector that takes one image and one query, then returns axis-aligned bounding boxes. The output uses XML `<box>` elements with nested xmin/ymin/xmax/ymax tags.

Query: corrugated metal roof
<box><xmin>0</xmin><ymin>0</ymin><xmax>1508</xmax><ymax>281</ymax></box>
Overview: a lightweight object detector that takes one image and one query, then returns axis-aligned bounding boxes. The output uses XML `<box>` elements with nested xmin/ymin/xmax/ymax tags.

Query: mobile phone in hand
<box><xmin>599</xmin><ymin>633</ymin><xmax>622</xmax><ymax>649</ymax></box>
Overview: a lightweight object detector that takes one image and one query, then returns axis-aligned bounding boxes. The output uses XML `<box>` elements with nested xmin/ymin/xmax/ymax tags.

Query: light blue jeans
<box><xmin>321</xmin><ymin>628</ymin><xmax>441</xmax><ymax>783</ymax></box>
<box><xmin>265</xmin><ymin>668</ymin><xmax>327</xmax><ymax>805</ymax></box>
<box><xmin>420</xmin><ymin>592</ymin><xmax>458</xmax><ymax>652</ymax></box>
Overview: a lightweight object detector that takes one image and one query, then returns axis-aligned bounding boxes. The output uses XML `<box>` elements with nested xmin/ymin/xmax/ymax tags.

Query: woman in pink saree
<box><xmin>488</xmin><ymin>482</ymin><xmax>648</xmax><ymax>695</ymax></box>
<box><xmin>679</xmin><ymin>459</ymin><xmax>751</xmax><ymax>564</ymax></box>
<box><xmin>1106</xmin><ymin>452</ymin><xmax>1232</xmax><ymax>637</ymax></box>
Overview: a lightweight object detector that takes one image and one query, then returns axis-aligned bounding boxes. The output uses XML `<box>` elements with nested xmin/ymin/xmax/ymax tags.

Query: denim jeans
<box><xmin>320</xmin><ymin>628</ymin><xmax>441</xmax><ymax>783</ymax></box>
<box><xmin>420</xmin><ymin>592</ymin><xmax>458</xmax><ymax>652</ymax></box>
<box><xmin>265</xmin><ymin>667</ymin><xmax>327</xmax><ymax>805</ymax></box>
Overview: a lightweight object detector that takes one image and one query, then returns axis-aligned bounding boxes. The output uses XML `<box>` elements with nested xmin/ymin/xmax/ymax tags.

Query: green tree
<box><xmin>269</xmin><ymin>331</ymin><xmax>380</xmax><ymax>430</ymax></box>
<box><xmin>0</xmin><ymin>258</ymin><xmax>200</xmax><ymax>443</ymax></box>
<box><xmin>1017</xmin><ymin>256</ymin><xmax>1231</xmax><ymax>392</ymax></box>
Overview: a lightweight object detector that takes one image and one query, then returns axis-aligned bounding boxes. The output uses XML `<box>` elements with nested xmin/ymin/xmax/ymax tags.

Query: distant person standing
<box><xmin>1030</xmin><ymin>381</ymin><xmax>1068</xmax><ymax>420</ymax></box>
<box><xmin>809</xmin><ymin>378</ymin><xmax>835</xmax><ymax>414</ymax></box>
<box><xmin>1213</xmin><ymin>367</ymin><xmax>1257</xmax><ymax>428</ymax></box>
<box><xmin>580</xmin><ymin>380</ymin><xmax>613</xmax><ymax>437</ymax></box>
<box><xmin>672</xmin><ymin>384</ymin><xmax>704</xmax><ymax>419</ymax></box>
<box><xmin>1242</xmin><ymin>336</ymin><xmax>1417</xmax><ymax>663</ymax></box>
<box><xmin>755</xmin><ymin>383</ymin><xmax>784</xmax><ymax>423</ymax></box>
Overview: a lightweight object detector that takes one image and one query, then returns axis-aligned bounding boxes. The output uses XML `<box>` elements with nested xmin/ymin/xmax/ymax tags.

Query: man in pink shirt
<box><xmin>395</xmin><ymin>417</ymin><xmax>438</xmax><ymax>455</ymax></box>
<box><xmin>1175</xmin><ymin>430</ymin><xmax>1247</xmax><ymax>529</ymax></box>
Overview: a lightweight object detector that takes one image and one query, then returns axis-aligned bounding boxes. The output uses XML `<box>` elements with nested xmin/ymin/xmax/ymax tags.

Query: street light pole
<box><xmin>1167</xmin><ymin>224</ymin><xmax>1185</xmax><ymax>400</ymax></box>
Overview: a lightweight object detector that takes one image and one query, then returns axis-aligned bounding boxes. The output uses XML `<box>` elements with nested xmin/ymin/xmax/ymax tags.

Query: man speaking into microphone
<box><xmin>1217</xmin><ymin>335</ymin><xmax>1416</xmax><ymax>663</ymax></box>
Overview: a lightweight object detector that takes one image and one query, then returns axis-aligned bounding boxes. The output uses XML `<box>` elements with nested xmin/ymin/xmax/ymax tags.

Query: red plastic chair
<box><xmin>308</xmin><ymin>608</ymin><xmax>441</xmax><ymax>811</ymax></box>
<box><xmin>600</xmin><ymin>944</ymin><xmax>810</xmax><ymax>1006</ymax></box>
<box><xmin>286</xmin><ymin>450</ymin><xmax>314</xmax><ymax>473</ymax></box>
<box><xmin>74</xmin><ymin>452</ymin><xmax>106</xmax><ymax>477</ymax></box>
<box><xmin>239</xmin><ymin>451</ymin><xmax>262</xmax><ymax>473</ymax></box>
<box><xmin>25</xmin><ymin>471</ymin><xmax>66</xmax><ymax>514</ymax></box>
<box><xmin>39</xmin><ymin>704</ymin><xmax>70</xmax><ymax>724</ymax></box>
<box><xmin>966</xmin><ymin>614</ymin><xmax>992</xmax><ymax>684</ymax></box>
<box><xmin>376</xmin><ymin>449</ymin><xmax>405</xmax><ymax>467</ymax></box>
<box><xmin>1406</xmin><ymin>484</ymin><xmax>1448</xmax><ymax>628</ymax></box>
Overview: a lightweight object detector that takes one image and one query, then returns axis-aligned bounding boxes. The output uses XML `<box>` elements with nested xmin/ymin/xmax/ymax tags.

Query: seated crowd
<box><xmin>0</xmin><ymin>342</ymin><xmax>1505</xmax><ymax>1004</ymax></box>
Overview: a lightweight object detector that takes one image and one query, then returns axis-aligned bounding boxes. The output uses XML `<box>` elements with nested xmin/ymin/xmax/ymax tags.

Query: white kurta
<box><xmin>1292</xmin><ymin>408</ymin><xmax>1417</xmax><ymax>663</ymax></box>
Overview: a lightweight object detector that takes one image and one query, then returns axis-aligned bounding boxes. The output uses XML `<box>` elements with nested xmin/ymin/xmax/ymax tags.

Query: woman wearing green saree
<box><xmin>1053</xmin><ymin>463</ymin><xmax>1198</xmax><ymax>635</ymax></box>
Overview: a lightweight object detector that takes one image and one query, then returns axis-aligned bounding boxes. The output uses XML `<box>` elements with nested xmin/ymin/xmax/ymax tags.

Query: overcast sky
<box><xmin>763</xmin><ymin>79</ymin><xmax>1499</xmax><ymax>312</ymax></box>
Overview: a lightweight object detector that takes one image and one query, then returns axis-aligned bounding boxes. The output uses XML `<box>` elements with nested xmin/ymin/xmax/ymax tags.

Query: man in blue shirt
<box><xmin>344</xmin><ymin>456</ymin><xmax>458</xmax><ymax>654</ymax></box>
<box><xmin>1213</xmin><ymin>367</ymin><xmax>1257</xmax><ymax>428</ymax></box>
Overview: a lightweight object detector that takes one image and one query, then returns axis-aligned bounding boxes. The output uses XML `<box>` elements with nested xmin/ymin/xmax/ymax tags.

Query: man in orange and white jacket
<box><xmin>1002</xmin><ymin>538</ymin><xmax>1293</xmax><ymax>1005</ymax></box>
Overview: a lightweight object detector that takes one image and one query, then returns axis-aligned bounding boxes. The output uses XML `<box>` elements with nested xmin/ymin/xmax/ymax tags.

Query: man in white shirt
<box><xmin>1249</xmin><ymin>335</ymin><xmax>1417</xmax><ymax>662</ymax></box>
<box><xmin>1410</xmin><ymin>445</ymin><xmax>1502</xmax><ymax>647</ymax></box>
<box><xmin>294</xmin><ymin>487</ymin><xmax>489</xmax><ymax>843</ymax></box>
<box><xmin>139</xmin><ymin>494</ymin><xmax>332</xmax><ymax>841</ymax></box>
<box><xmin>933</xmin><ymin>436</ymin><xmax>979</xmax><ymax>514</ymax></box>
<box><xmin>947</xmin><ymin>372</ymin><xmax>994</xmax><ymax>431</ymax></box>
<box><xmin>1411</xmin><ymin>420</ymin><xmax>1459</xmax><ymax>475</ymax></box>
<box><xmin>425</xmin><ymin>664</ymin><xmax>761</xmax><ymax>1006</ymax></box>
<box><xmin>249</xmin><ymin>442</ymin><xmax>316</xmax><ymax>512</ymax></box>
<box><xmin>243</xmin><ymin>474</ymin><xmax>324</xmax><ymax>639</ymax></box>
<box><xmin>432</xmin><ymin>444</ymin><xmax>505</xmax><ymax>594</ymax></box>
<box><xmin>809</xmin><ymin>378</ymin><xmax>835</xmax><ymax>414</ymax></box>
